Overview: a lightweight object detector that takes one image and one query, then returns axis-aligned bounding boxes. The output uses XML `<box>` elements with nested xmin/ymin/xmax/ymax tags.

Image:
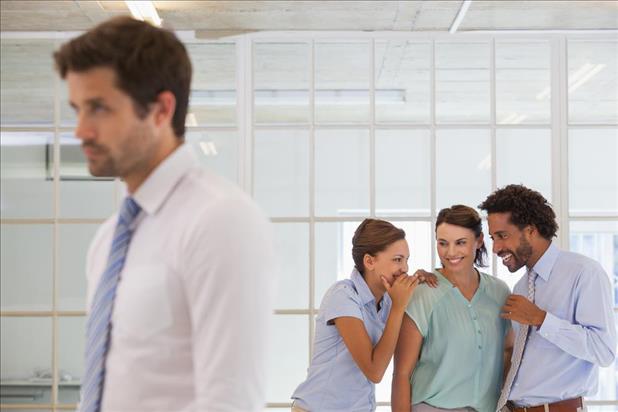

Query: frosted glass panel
<box><xmin>186</xmin><ymin>131</ymin><xmax>238</xmax><ymax>184</ymax></box>
<box><xmin>496</xmin><ymin>41</ymin><xmax>551</xmax><ymax>124</ymax></box>
<box><xmin>0</xmin><ymin>317</ymin><xmax>52</xmax><ymax>405</ymax></box>
<box><xmin>273</xmin><ymin>223</ymin><xmax>309</xmax><ymax>309</ymax></box>
<box><xmin>1</xmin><ymin>39</ymin><xmax>55</xmax><ymax>127</ymax></box>
<box><xmin>0</xmin><ymin>132</ymin><xmax>54</xmax><ymax>219</ymax></box>
<box><xmin>375</xmin><ymin>41</ymin><xmax>430</xmax><ymax>123</ymax></box>
<box><xmin>375</xmin><ymin>129</ymin><xmax>431</xmax><ymax>217</ymax></box>
<box><xmin>254</xmin><ymin>42</ymin><xmax>309</xmax><ymax>123</ymax></box>
<box><xmin>316</xmin><ymin>42</ymin><xmax>370</xmax><ymax>123</ymax></box>
<box><xmin>58</xmin><ymin>224</ymin><xmax>99</xmax><ymax>311</ymax></box>
<box><xmin>315</xmin><ymin>129</ymin><xmax>369</xmax><ymax>217</ymax></box>
<box><xmin>436</xmin><ymin>42</ymin><xmax>490</xmax><ymax>124</ymax></box>
<box><xmin>1</xmin><ymin>225</ymin><xmax>53</xmax><ymax>311</ymax></box>
<box><xmin>568</xmin><ymin>40</ymin><xmax>618</xmax><ymax>124</ymax></box>
<box><xmin>254</xmin><ymin>130</ymin><xmax>309</xmax><ymax>217</ymax></box>
<box><xmin>315</xmin><ymin>222</ymin><xmax>357</xmax><ymax>305</ymax></box>
<box><xmin>266</xmin><ymin>315</ymin><xmax>309</xmax><ymax>402</ymax></box>
<box><xmin>392</xmin><ymin>221</ymin><xmax>432</xmax><ymax>274</ymax></box>
<box><xmin>187</xmin><ymin>42</ymin><xmax>237</xmax><ymax>126</ymax></box>
<box><xmin>496</xmin><ymin>129</ymin><xmax>552</xmax><ymax>202</ymax></box>
<box><xmin>569</xmin><ymin>129</ymin><xmax>618</xmax><ymax>216</ymax></box>
<box><xmin>436</xmin><ymin>129</ymin><xmax>491</xmax><ymax>211</ymax></box>
<box><xmin>57</xmin><ymin>317</ymin><xmax>85</xmax><ymax>404</ymax></box>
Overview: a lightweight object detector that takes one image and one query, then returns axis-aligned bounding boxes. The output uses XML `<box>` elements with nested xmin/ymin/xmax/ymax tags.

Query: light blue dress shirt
<box><xmin>291</xmin><ymin>268</ymin><xmax>391</xmax><ymax>412</ymax></box>
<box><xmin>406</xmin><ymin>270</ymin><xmax>511</xmax><ymax>412</ymax></box>
<box><xmin>508</xmin><ymin>242</ymin><xmax>617</xmax><ymax>406</ymax></box>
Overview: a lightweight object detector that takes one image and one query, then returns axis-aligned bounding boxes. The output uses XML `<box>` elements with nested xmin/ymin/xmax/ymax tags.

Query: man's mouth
<box><xmin>500</xmin><ymin>253</ymin><xmax>514</xmax><ymax>264</ymax></box>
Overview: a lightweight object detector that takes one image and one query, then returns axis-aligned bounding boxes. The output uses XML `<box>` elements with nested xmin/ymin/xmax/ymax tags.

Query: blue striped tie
<box><xmin>80</xmin><ymin>197</ymin><xmax>141</xmax><ymax>412</ymax></box>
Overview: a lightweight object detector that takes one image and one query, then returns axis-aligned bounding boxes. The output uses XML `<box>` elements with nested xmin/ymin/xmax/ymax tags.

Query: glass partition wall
<box><xmin>1</xmin><ymin>32</ymin><xmax>616</xmax><ymax>410</ymax></box>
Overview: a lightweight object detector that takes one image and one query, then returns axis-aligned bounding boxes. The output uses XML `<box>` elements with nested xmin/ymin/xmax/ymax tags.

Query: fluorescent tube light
<box><xmin>125</xmin><ymin>1</ymin><xmax>162</xmax><ymax>27</ymax></box>
<box><xmin>449</xmin><ymin>0</ymin><xmax>472</xmax><ymax>34</ymax></box>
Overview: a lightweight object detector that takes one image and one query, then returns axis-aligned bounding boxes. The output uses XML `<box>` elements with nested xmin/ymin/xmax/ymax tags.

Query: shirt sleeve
<box><xmin>181</xmin><ymin>195</ymin><xmax>276</xmax><ymax>412</ymax></box>
<box><xmin>321</xmin><ymin>283</ymin><xmax>363</xmax><ymax>325</ymax></box>
<box><xmin>405</xmin><ymin>286</ymin><xmax>435</xmax><ymax>337</ymax></box>
<box><xmin>537</xmin><ymin>263</ymin><xmax>617</xmax><ymax>367</ymax></box>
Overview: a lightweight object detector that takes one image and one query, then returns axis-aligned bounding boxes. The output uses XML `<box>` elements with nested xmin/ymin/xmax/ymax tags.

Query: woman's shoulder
<box><xmin>321</xmin><ymin>278</ymin><xmax>360</xmax><ymax>305</ymax></box>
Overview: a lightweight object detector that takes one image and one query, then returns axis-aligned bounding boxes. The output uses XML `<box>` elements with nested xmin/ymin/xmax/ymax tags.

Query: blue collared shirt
<box><xmin>509</xmin><ymin>242</ymin><xmax>617</xmax><ymax>406</ymax></box>
<box><xmin>292</xmin><ymin>269</ymin><xmax>392</xmax><ymax>412</ymax></box>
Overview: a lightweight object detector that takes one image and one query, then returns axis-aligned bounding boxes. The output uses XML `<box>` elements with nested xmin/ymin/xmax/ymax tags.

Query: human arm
<box><xmin>391</xmin><ymin>315</ymin><xmax>423</xmax><ymax>412</ymax></box>
<box><xmin>500</xmin><ymin>266</ymin><xmax>616</xmax><ymax>366</ymax></box>
<box><xmin>334</xmin><ymin>274</ymin><xmax>419</xmax><ymax>383</ymax></box>
<box><xmin>182</xmin><ymin>198</ymin><xmax>275</xmax><ymax>411</ymax></box>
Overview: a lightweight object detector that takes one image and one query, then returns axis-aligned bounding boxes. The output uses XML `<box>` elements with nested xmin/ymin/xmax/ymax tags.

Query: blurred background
<box><xmin>0</xmin><ymin>1</ymin><xmax>617</xmax><ymax>410</ymax></box>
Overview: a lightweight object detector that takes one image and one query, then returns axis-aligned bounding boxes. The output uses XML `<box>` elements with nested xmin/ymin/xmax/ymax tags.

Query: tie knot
<box><xmin>119</xmin><ymin>197</ymin><xmax>141</xmax><ymax>226</ymax></box>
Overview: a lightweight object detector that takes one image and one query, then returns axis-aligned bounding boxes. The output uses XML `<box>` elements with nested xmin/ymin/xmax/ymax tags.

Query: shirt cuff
<box><xmin>537</xmin><ymin>311</ymin><xmax>561</xmax><ymax>341</ymax></box>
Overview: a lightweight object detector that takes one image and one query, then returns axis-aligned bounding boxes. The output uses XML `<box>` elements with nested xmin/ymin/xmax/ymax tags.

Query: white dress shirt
<box><xmin>84</xmin><ymin>144</ymin><xmax>276</xmax><ymax>412</ymax></box>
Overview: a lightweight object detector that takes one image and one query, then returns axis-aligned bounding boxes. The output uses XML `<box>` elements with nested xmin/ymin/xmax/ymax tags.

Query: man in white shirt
<box><xmin>54</xmin><ymin>16</ymin><xmax>275</xmax><ymax>412</ymax></box>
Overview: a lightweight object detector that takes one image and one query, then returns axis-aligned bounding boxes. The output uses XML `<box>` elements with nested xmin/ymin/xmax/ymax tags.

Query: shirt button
<box><xmin>478</xmin><ymin>345</ymin><xmax>482</xmax><ymax>349</ymax></box>
<box><xmin>477</xmin><ymin>330</ymin><xmax>481</xmax><ymax>334</ymax></box>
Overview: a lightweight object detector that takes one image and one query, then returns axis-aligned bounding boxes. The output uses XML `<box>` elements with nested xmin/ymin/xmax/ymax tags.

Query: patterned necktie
<box><xmin>80</xmin><ymin>197</ymin><xmax>141</xmax><ymax>412</ymax></box>
<box><xmin>496</xmin><ymin>269</ymin><xmax>536</xmax><ymax>412</ymax></box>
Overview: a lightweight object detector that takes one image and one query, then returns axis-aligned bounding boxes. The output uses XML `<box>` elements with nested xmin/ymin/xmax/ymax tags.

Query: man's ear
<box><xmin>152</xmin><ymin>90</ymin><xmax>176</xmax><ymax>128</ymax></box>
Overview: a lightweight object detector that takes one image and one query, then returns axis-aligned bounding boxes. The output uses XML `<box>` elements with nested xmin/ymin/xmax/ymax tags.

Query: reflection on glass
<box><xmin>254</xmin><ymin>129</ymin><xmax>309</xmax><ymax>217</ymax></box>
<box><xmin>436</xmin><ymin>129</ymin><xmax>491</xmax><ymax>211</ymax></box>
<box><xmin>496</xmin><ymin>41</ymin><xmax>550</xmax><ymax>124</ymax></box>
<box><xmin>58</xmin><ymin>224</ymin><xmax>99</xmax><ymax>311</ymax></box>
<box><xmin>316</xmin><ymin>42</ymin><xmax>370</xmax><ymax>123</ymax></box>
<box><xmin>315</xmin><ymin>129</ymin><xmax>369</xmax><ymax>217</ymax></box>
<box><xmin>436</xmin><ymin>42</ymin><xmax>490</xmax><ymax>124</ymax></box>
<box><xmin>272</xmin><ymin>223</ymin><xmax>309</xmax><ymax>310</ymax></box>
<box><xmin>0</xmin><ymin>132</ymin><xmax>54</xmax><ymax>219</ymax></box>
<box><xmin>186</xmin><ymin>43</ymin><xmax>237</xmax><ymax>126</ymax></box>
<box><xmin>255</xmin><ymin>42</ymin><xmax>309</xmax><ymax>124</ymax></box>
<box><xmin>59</xmin><ymin>134</ymin><xmax>117</xmax><ymax>219</ymax></box>
<box><xmin>568</xmin><ymin>40</ymin><xmax>618</xmax><ymax>124</ymax></box>
<box><xmin>375</xmin><ymin>41</ymin><xmax>430</xmax><ymax>123</ymax></box>
<box><xmin>375</xmin><ymin>129</ymin><xmax>431</xmax><ymax>217</ymax></box>
<box><xmin>496</xmin><ymin>129</ymin><xmax>552</xmax><ymax>202</ymax></box>
<box><xmin>186</xmin><ymin>130</ymin><xmax>238</xmax><ymax>184</ymax></box>
<box><xmin>569</xmin><ymin>129</ymin><xmax>618</xmax><ymax>216</ymax></box>
<box><xmin>0</xmin><ymin>317</ymin><xmax>52</xmax><ymax>405</ymax></box>
<box><xmin>1</xmin><ymin>224</ymin><xmax>53</xmax><ymax>311</ymax></box>
<box><xmin>57</xmin><ymin>317</ymin><xmax>85</xmax><ymax>404</ymax></box>
<box><xmin>266</xmin><ymin>315</ymin><xmax>309</xmax><ymax>402</ymax></box>
<box><xmin>1</xmin><ymin>39</ymin><xmax>55</xmax><ymax>127</ymax></box>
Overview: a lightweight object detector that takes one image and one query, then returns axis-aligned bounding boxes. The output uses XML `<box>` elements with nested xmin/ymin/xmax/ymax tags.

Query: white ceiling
<box><xmin>1</xmin><ymin>0</ymin><xmax>617</xmax><ymax>32</ymax></box>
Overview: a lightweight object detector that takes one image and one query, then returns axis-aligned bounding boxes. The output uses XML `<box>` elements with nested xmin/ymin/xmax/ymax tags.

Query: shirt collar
<box><xmin>351</xmin><ymin>268</ymin><xmax>377</xmax><ymax>306</ymax></box>
<box><xmin>132</xmin><ymin>143</ymin><xmax>198</xmax><ymax>215</ymax></box>
<box><xmin>531</xmin><ymin>241</ymin><xmax>560</xmax><ymax>281</ymax></box>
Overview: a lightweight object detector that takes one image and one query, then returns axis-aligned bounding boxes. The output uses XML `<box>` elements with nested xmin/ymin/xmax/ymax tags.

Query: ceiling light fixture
<box><xmin>449</xmin><ymin>0</ymin><xmax>472</xmax><ymax>34</ymax></box>
<box><xmin>125</xmin><ymin>1</ymin><xmax>162</xmax><ymax>27</ymax></box>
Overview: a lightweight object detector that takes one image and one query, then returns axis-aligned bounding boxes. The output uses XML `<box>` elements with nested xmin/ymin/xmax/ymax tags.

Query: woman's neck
<box><xmin>440</xmin><ymin>266</ymin><xmax>478</xmax><ymax>288</ymax></box>
<box><xmin>363</xmin><ymin>270</ymin><xmax>386</xmax><ymax>305</ymax></box>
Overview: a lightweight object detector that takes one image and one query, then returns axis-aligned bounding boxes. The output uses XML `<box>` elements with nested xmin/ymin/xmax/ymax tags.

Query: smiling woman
<box><xmin>392</xmin><ymin>204</ymin><xmax>513</xmax><ymax>412</ymax></box>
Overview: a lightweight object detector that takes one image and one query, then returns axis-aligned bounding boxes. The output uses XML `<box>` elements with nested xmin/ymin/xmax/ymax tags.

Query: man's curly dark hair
<box><xmin>479</xmin><ymin>184</ymin><xmax>558</xmax><ymax>240</ymax></box>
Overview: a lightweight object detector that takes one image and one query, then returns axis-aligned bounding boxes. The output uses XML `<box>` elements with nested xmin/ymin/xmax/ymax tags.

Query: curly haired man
<box><xmin>480</xmin><ymin>184</ymin><xmax>616</xmax><ymax>412</ymax></box>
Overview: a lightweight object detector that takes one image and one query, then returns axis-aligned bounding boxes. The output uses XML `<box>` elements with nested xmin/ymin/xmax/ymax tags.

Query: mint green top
<box><xmin>405</xmin><ymin>270</ymin><xmax>511</xmax><ymax>412</ymax></box>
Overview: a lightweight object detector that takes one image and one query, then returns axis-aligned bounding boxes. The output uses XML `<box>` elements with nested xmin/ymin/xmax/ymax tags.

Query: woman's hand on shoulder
<box><xmin>413</xmin><ymin>269</ymin><xmax>438</xmax><ymax>288</ymax></box>
<box><xmin>382</xmin><ymin>273</ymin><xmax>419</xmax><ymax>311</ymax></box>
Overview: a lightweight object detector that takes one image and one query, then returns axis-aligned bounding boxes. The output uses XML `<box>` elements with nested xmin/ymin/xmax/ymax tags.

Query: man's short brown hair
<box><xmin>54</xmin><ymin>16</ymin><xmax>192</xmax><ymax>138</ymax></box>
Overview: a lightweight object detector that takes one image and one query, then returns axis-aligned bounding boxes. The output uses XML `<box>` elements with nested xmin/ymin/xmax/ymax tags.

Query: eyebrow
<box><xmin>70</xmin><ymin>97</ymin><xmax>106</xmax><ymax>111</ymax></box>
<box><xmin>437</xmin><ymin>237</ymin><xmax>467</xmax><ymax>242</ymax></box>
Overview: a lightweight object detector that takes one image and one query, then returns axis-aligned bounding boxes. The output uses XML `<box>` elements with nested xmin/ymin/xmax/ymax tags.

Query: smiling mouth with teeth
<box><xmin>501</xmin><ymin>253</ymin><xmax>513</xmax><ymax>263</ymax></box>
